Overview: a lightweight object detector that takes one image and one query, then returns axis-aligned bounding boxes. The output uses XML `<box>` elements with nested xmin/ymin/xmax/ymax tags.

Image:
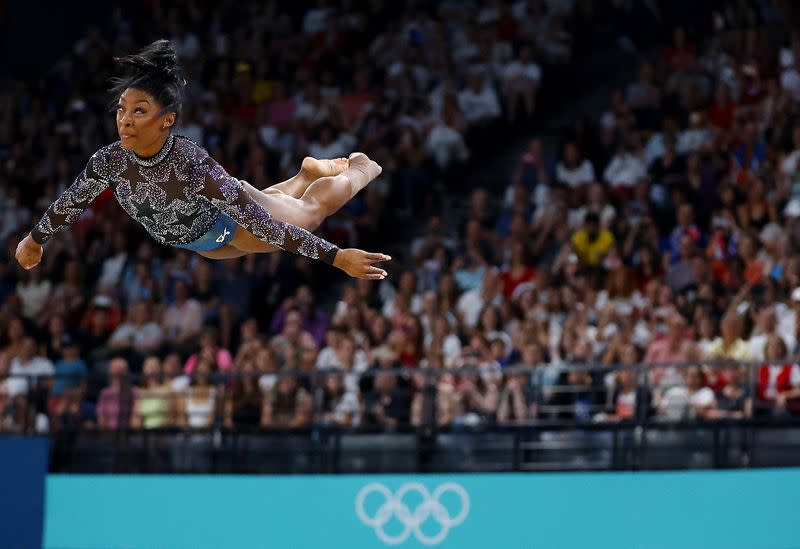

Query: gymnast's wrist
<box><xmin>327</xmin><ymin>247</ymin><xmax>341</xmax><ymax>266</ymax></box>
<box><xmin>29</xmin><ymin>230</ymin><xmax>46</xmax><ymax>246</ymax></box>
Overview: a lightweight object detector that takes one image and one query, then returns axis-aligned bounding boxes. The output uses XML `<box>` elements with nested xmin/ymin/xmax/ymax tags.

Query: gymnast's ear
<box><xmin>162</xmin><ymin>112</ymin><xmax>176</xmax><ymax>130</ymax></box>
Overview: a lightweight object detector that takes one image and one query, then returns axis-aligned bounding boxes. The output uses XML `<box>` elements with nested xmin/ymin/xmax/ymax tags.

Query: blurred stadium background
<box><xmin>2</xmin><ymin>0</ymin><xmax>800</xmax><ymax>547</ymax></box>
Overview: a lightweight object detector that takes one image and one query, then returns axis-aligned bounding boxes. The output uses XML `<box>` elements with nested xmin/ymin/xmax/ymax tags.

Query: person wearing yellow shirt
<box><xmin>570</xmin><ymin>212</ymin><xmax>615</xmax><ymax>266</ymax></box>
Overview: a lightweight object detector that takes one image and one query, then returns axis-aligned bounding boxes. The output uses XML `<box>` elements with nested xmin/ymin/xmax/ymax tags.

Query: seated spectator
<box><xmin>271</xmin><ymin>286</ymin><xmax>329</xmax><ymax>348</ymax></box>
<box><xmin>603</xmin><ymin>139</ymin><xmax>647</xmax><ymax>193</ymax></box>
<box><xmin>50</xmin><ymin>386</ymin><xmax>96</xmax><ymax>432</ymax></box>
<box><xmin>570</xmin><ymin>212</ymin><xmax>615</xmax><ymax>267</ymax></box>
<box><xmin>48</xmin><ymin>335</ymin><xmax>88</xmax><ymax>416</ymax></box>
<box><xmin>78</xmin><ymin>298</ymin><xmax>117</xmax><ymax>365</ymax></box>
<box><xmin>550</xmin><ymin>369</ymin><xmax>598</xmax><ymax>422</ymax></box>
<box><xmin>316</xmin><ymin>332</ymin><xmax>368</xmax><ymax>392</ymax></box>
<box><xmin>16</xmin><ymin>268</ymin><xmax>52</xmax><ymax>321</ymax></box>
<box><xmin>496</xmin><ymin>371</ymin><xmax>531</xmax><ymax>423</ymax></box>
<box><xmin>163</xmin><ymin>352</ymin><xmax>190</xmax><ymax>393</ymax></box>
<box><xmin>224</xmin><ymin>359</ymin><xmax>264</xmax><ymax>429</ymax></box>
<box><xmin>452</xmin><ymin>370</ymin><xmax>499</xmax><ymax>425</ymax></box>
<box><xmin>712</xmin><ymin>366</ymin><xmax>752</xmax><ymax>419</ymax></box>
<box><xmin>365</xmin><ymin>372</ymin><xmax>411</xmax><ymax>428</ymax></box>
<box><xmin>756</xmin><ymin>335</ymin><xmax>800</xmax><ymax>415</ymax></box>
<box><xmin>96</xmin><ymin>357</ymin><xmax>135</xmax><ymax>430</ymax></box>
<box><xmin>457</xmin><ymin>71</ymin><xmax>501</xmax><ymax>128</ymax></box>
<box><xmin>502</xmin><ymin>44</ymin><xmax>541</xmax><ymax>122</ymax></box>
<box><xmin>0</xmin><ymin>381</ymin><xmax>27</xmax><ymax>432</ymax></box>
<box><xmin>162</xmin><ymin>280</ymin><xmax>203</xmax><ymax>356</ymax></box>
<box><xmin>131</xmin><ymin>356</ymin><xmax>173</xmax><ymax>429</ymax></box>
<box><xmin>184</xmin><ymin>328</ymin><xmax>233</xmax><ymax>374</ymax></box>
<box><xmin>314</xmin><ymin>372</ymin><xmax>361</xmax><ymax>426</ymax></box>
<box><xmin>602</xmin><ymin>367</ymin><xmax>650</xmax><ymax>422</ymax></box>
<box><xmin>10</xmin><ymin>336</ymin><xmax>54</xmax><ymax>398</ymax></box>
<box><xmin>411</xmin><ymin>371</ymin><xmax>458</xmax><ymax>428</ymax></box>
<box><xmin>177</xmin><ymin>357</ymin><xmax>218</xmax><ymax>429</ymax></box>
<box><xmin>703</xmin><ymin>313</ymin><xmax>751</xmax><ymax>361</ymax></box>
<box><xmin>262</xmin><ymin>374</ymin><xmax>312</xmax><ymax>428</ymax></box>
<box><xmin>108</xmin><ymin>300</ymin><xmax>163</xmax><ymax>369</ymax></box>
<box><xmin>659</xmin><ymin>366</ymin><xmax>716</xmax><ymax>420</ymax></box>
<box><xmin>556</xmin><ymin>142</ymin><xmax>595</xmax><ymax>189</ymax></box>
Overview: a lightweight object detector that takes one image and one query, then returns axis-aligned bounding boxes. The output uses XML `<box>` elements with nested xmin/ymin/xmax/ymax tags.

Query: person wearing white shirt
<box><xmin>457</xmin><ymin>268</ymin><xmax>503</xmax><ymax>329</ymax></box>
<box><xmin>16</xmin><ymin>270</ymin><xmax>52</xmax><ymax>320</ymax></box>
<box><xmin>556</xmin><ymin>143</ymin><xmax>595</xmax><ymax>188</ymax></box>
<box><xmin>603</xmin><ymin>145</ymin><xmax>646</xmax><ymax>189</ymax></box>
<box><xmin>109</xmin><ymin>301</ymin><xmax>164</xmax><ymax>355</ymax></box>
<box><xmin>780</xmin><ymin>125</ymin><xmax>800</xmax><ymax>180</ymax></box>
<box><xmin>425</xmin><ymin>117</ymin><xmax>469</xmax><ymax>170</ymax></box>
<box><xmin>9</xmin><ymin>337</ymin><xmax>54</xmax><ymax>397</ymax></box>
<box><xmin>315</xmin><ymin>336</ymin><xmax>368</xmax><ymax>394</ymax></box>
<box><xmin>502</xmin><ymin>45</ymin><xmax>541</xmax><ymax>121</ymax></box>
<box><xmin>457</xmin><ymin>74</ymin><xmax>501</xmax><ymax>125</ymax></box>
<box><xmin>677</xmin><ymin>112</ymin><xmax>712</xmax><ymax>154</ymax></box>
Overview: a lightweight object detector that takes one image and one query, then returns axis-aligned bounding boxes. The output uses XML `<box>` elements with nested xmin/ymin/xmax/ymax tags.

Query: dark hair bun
<box><xmin>109</xmin><ymin>39</ymin><xmax>186</xmax><ymax>117</ymax></box>
<box><xmin>114</xmin><ymin>39</ymin><xmax>186</xmax><ymax>86</ymax></box>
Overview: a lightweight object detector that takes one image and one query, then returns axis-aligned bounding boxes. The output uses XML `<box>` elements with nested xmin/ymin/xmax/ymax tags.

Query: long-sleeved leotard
<box><xmin>31</xmin><ymin>133</ymin><xmax>339</xmax><ymax>264</ymax></box>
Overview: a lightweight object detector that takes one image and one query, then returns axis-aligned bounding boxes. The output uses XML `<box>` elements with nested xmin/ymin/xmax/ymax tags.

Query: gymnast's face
<box><xmin>116</xmin><ymin>88</ymin><xmax>175</xmax><ymax>156</ymax></box>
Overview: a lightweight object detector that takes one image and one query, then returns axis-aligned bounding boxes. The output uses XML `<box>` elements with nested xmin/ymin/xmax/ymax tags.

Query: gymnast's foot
<box><xmin>346</xmin><ymin>152</ymin><xmax>382</xmax><ymax>193</ymax></box>
<box><xmin>301</xmin><ymin>157</ymin><xmax>349</xmax><ymax>180</ymax></box>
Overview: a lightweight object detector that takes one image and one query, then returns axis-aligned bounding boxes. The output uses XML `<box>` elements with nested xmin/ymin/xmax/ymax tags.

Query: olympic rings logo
<box><xmin>355</xmin><ymin>482</ymin><xmax>470</xmax><ymax>545</ymax></box>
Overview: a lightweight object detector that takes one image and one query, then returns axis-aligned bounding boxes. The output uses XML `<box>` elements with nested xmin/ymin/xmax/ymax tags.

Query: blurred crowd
<box><xmin>4</xmin><ymin>0</ymin><xmax>800</xmax><ymax>435</ymax></box>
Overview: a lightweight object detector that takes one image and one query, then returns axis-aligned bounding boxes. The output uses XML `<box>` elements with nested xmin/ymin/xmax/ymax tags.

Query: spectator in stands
<box><xmin>177</xmin><ymin>357</ymin><xmax>217</xmax><ymax>429</ymax></box>
<box><xmin>365</xmin><ymin>372</ymin><xmax>411</xmax><ymax>427</ymax></box>
<box><xmin>314</xmin><ymin>371</ymin><xmax>361</xmax><ymax>426</ymax></box>
<box><xmin>496</xmin><ymin>371</ymin><xmax>530</xmax><ymax>423</ymax></box>
<box><xmin>756</xmin><ymin>335</ymin><xmax>800</xmax><ymax>415</ymax></box>
<box><xmin>262</xmin><ymin>373</ymin><xmax>312</xmax><ymax>428</ymax></box>
<box><xmin>556</xmin><ymin>142</ymin><xmax>595</xmax><ymax>190</ymax></box>
<box><xmin>704</xmin><ymin>313</ymin><xmax>751</xmax><ymax>361</ymax></box>
<box><xmin>162</xmin><ymin>280</ymin><xmax>204</xmax><ymax>356</ymax></box>
<box><xmin>131</xmin><ymin>356</ymin><xmax>172</xmax><ymax>429</ymax></box>
<box><xmin>602</xmin><ymin>367</ymin><xmax>650</xmax><ymax>422</ymax></box>
<box><xmin>0</xmin><ymin>379</ymin><xmax>27</xmax><ymax>432</ymax></box>
<box><xmin>570</xmin><ymin>212</ymin><xmax>615</xmax><ymax>267</ymax></box>
<box><xmin>224</xmin><ymin>359</ymin><xmax>264</xmax><ymax>429</ymax></box>
<box><xmin>48</xmin><ymin>335</ymin><xmax>87</xmax><ymax>416</ymax></box>
<box><xmin>712</xmin><ymin>365</ymin><xmax>752</xmax><ymax>419</ymax></box>
<box><xmin>184</xmin><ymin>328</ymin><xmax>233</xmax><ymax>374</ymax></box>
<box><xmin>108</xmin><ymin>300</ymin><xmax>163</xmax><ymax>370</ymax></box>
<box><xmin>9</xmin><ymin>336</ymin><xmax>54</xmax><ymax>399</ymax></box>
<box><xmin>96</xmin><ymin>357</ymin><xmax>135</xmax><ymax>430</ymax></box>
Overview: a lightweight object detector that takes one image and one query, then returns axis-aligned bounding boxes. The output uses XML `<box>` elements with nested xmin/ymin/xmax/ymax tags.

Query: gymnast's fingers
<box><xmin>363</xmin><ymin>273</ymin><xmax>385</xmax><ymax>280</ymax></box>
<box><xmin>365</xmin><ymin>266</ymin><xmax>387</xmax><ymax>276</ymax></box>
<box><xmin>365</xmin><ymin>252</ymin><xmax>391</xmax><ymax>262</ymax></box>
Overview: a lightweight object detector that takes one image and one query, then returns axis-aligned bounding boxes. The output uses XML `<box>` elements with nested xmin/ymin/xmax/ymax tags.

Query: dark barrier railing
<box><xmin>4</xmin><ymin>360</ymin><xmax>800</xmax><ymax>472</ymax></box>
<box><xmin>42</xmin><ymin>418</ymin><xmax>800</xmax><ymax>474</ymax></box>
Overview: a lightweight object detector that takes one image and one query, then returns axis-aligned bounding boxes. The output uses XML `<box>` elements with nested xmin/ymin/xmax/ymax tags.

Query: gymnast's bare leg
<box><xmin>199</xmin><ymin>153</ymin><xmax>381</xmax><ymax>260</ymax></box>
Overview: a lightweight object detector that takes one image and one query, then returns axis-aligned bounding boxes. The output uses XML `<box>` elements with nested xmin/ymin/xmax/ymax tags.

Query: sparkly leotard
<box><xmin>31</xmin><ymin>134</ymin><xmax>339</xmax><ymax>264</ymax></box>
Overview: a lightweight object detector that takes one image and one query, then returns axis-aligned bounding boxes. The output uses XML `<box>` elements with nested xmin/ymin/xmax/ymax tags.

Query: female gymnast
<box><xmin>15</xmin><ymin>40</ymin><xmax>390</xmax><ymax>280</ymax></box>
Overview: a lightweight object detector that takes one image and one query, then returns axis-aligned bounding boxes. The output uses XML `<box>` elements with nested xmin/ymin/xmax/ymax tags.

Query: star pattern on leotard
<box><xmin>130</xmin><ymin>195</ymin><xmax>159</xmax><ymax>223</ymax></box>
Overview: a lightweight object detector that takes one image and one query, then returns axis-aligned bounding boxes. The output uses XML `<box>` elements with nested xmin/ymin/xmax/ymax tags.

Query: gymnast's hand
<box><xmin>333</xmin><ymin>249</ymin><xmax>391</xmax><ymax>280</ymax></box>
<box><xmin>15</xmin><ymin>234</ymin><xmax>43</xmax><ymax>270</ymax></box>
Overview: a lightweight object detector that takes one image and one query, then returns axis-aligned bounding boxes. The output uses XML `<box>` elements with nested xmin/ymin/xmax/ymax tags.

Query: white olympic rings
<box><xmin>355</xmin><ymin>482</ymin><xmax>470</xmax><ymax>545</ymax></box>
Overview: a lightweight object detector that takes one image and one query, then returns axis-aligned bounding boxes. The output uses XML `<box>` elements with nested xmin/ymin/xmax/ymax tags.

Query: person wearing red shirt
<box><xmin>707</xmin><ymin>82</ymin><xmax>736</xmax><ymax>130</ymax></box>
<box><xmin>500</xmin><ymin>241</ymin><xmax>535</xmax><ymax>298</ymax></box>
<box><xmin>757</xmin><ymin>335</ymin><xmax>800</xmax><ymax>415</ymax></box>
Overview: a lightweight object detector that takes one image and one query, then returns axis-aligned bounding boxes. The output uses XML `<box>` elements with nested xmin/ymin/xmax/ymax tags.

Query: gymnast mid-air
<box><xmin>15</xmin><ymin>40</ymin><xmax>390</xmax><ymax>280</ymax></box>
